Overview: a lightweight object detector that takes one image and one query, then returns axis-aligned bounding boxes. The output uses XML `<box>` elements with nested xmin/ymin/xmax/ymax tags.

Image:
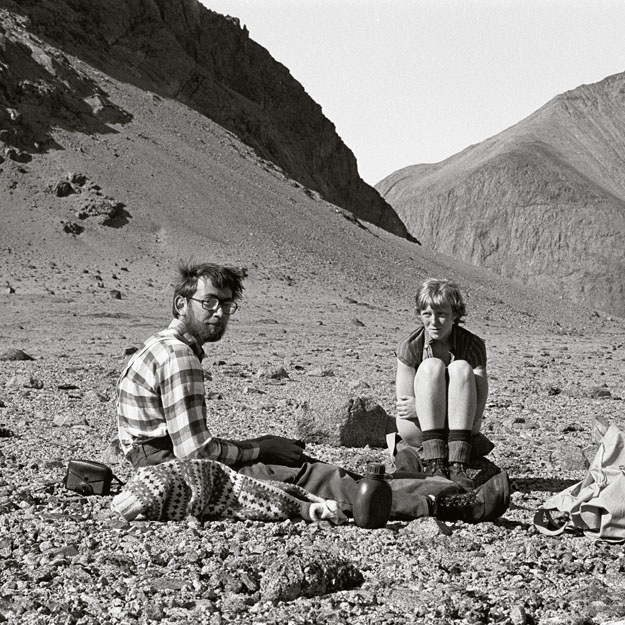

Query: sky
<box><xmin>200</xmin><ymin>0</ymin><xmax>625</xmax><ymax>185</ymax></box>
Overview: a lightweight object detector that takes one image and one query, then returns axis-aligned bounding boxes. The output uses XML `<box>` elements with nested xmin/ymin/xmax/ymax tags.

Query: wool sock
<box><xmin>448</xmin><ymin>429</ymin><xmax>472</xmax><ymax>464</ymax></box>
<box><xmin>421</xmin><ymin>429</ymin><xmax>447</xmax><ymax>461</ymax></box>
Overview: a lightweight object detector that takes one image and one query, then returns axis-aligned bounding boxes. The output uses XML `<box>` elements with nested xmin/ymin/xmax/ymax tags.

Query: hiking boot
<box><xmin>393</xmin><ymin>442</ymin><xmax>424</xmax><ymax>475</ymax></box>
<box><xmin>423</xmin><ymin>457</ymin><xmax>449</xmax><ymax>479</ymax></box>
<box><xmin>434</xmin><ymin>471</ymin><xmax>510</xmax><ymax>523</ymax></box>
<box><xmin>448</xmin><ymin>462</ymin><xmax>474</xmax><ymax>491</ymax></box>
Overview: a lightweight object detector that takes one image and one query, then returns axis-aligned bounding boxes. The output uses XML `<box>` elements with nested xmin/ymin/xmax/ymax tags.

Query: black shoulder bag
<box><xmin>63</xmin><ymin>459</ymin><xmax>124</xmax><ymax>496</ymax></box>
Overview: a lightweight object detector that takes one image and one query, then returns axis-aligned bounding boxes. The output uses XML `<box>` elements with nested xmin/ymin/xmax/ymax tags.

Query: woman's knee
<box><xmin>447</xmin><ymin>359</ymin><xmax>474</xmax><ymax>383</ymax></box>
<box><xmin>416</xmin><ymin>357</ymin><xmax>446</xmax><ymax>383</ymax></box>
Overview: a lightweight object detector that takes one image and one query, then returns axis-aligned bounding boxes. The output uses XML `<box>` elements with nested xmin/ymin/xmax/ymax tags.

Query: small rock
<box><xmin>63</xmin><ymin>221</ymin><xmax>84</xmax><ymax>235</ymax></box>
<box><xmin>53</xmin><ymin>180</ymin><xmax>75</xmax><ymax>197</ymax></box>
<box><xmin>402</xmin><ymin>517</ymin><xmax>451</xmax><ymax>538</ymax></box>
<box><xmin>350</xmin><ymin>379</ymin><xmax>370</xmax><ymax>390</ymax></box>
<box><xmin>110</xmin><ymin>289</ymin><xmax>122</xmax><ymax>299</ymax></box>
<box><xmin>6</xmin><ymin>375</ymin><xmax>42</xmax><ymax>389</ymax></box>
<box><xmin>351</xmin><ymin>318</ymin><xmax>365</xmax><ymax>327</ymax></box>
<box><xmin>550</xmin><ymin>443</ymin><xmax>589</xmax><ymax>471</ymax></box>
<box><xmin>100</xmin><ymin>438</ymin><xmax>123</xmax><ymax>464</ymax></box>
<box><xmin>306</xmin><ymin>366</ymin><xmax>334</xmax><ymax>377</ymax></box>
<box><xmin>504</xmin><ymin>416</ymin><xmax>528</xmax><ymax>428</ymax></box>
<box><xmin>256</xmin><ymin>366</ymin><xmax>289</xmax><ymax>380</ymax></box>
<box><xmin>143</xmin><ymin>602</ymin><xmax>166</xmax><ymax>621</ymax></box>
<box><xmin>589</xmin><ymin>386</ymin><xmax>612</xmax><ymax>399</ymax></box>
<box><xmin>6</xmin><ymin>107</ymin><xmax>20</xmax><ymax>122</ymax></box>
<box><xmin>510</xmin><ymin>603</ymin><xmax>527</xmax><ymax>625</ymax></box>
<box><xmin>26</xmin><ymin>377</ymin><xmax>43</xmax><ymax>389</ymax></box>
<box><xmin>0</xmin><ymin>348</ymin><xmax>34</xmax><ymax>361</ymax></box>
<box><xmin>0</xmin><ymin>537</ymin><xmax>12</xmax><ymax>558</ymax></box>
<box><xmin>560</xmin><ymin>423</ymin><xmax>583</xmax><ymax>433</ymax></box>
<box><xmin>68</xmin><ymin>172</ymin><xmax>87</xmax><ymax>186</ymax></box>
<box><xmin>53</xmin><ymin>544</ymin><xmax>79</xmax><ymax>559</ymax></box>
<box><xmin>91</xmin><ymin>391</ymin><xmax>110</xmax><ymax>403</ymax></box>
<box><xmin>44</xmin><ymin>459</ymin><xmax>65</xmax><ymax>469</ymax></box>
<box><xmin>152</xmin><ymin>577</ymin><xmax>187</xmax><ymax>591</ymax></box>
<box><xmin>124</xmin><ymin>346</ymin><xmax>138</xmax><ymax>356</ymax></box>
<box><xmin>53</xmin><ymin>413</ymin><xmax>86</xmax><ymax>427</ymax></box>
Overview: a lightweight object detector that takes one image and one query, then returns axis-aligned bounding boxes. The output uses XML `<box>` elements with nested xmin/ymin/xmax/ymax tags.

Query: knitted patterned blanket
<box><xmin>111</xmin><ymin>459</ymin><xmax>346</xmax><ymax>524</ymax></box>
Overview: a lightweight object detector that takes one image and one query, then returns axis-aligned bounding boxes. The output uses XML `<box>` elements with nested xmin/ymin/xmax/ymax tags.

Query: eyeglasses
<box><xmin>186</xmin><ymin>296</ymin><xmax>238</xmax><ymax>315</ymax></box>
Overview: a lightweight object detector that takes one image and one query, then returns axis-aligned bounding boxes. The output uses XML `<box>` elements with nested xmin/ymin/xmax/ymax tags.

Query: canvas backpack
<box><xmin>534</xmin><ymin>424</ymin><xmax>625</xmax><ymax>543</ymax></box>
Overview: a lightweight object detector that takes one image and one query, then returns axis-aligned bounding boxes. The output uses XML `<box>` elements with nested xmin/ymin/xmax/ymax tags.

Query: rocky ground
<box><xmin>2</xmin><ymin>5</ymin><xmax>625</xmax><ymax>620</ymax></box>
<box><xmin>1</xmin><ymin>283</ymin><xmax>625</xmax><ymax>625</ymax></box>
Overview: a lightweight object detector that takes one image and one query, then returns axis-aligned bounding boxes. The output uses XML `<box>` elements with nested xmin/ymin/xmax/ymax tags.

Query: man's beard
<box><xmin>186</xmin><ymin>309</ymin><xmax>226</xmax><ymax>344</ymax></box>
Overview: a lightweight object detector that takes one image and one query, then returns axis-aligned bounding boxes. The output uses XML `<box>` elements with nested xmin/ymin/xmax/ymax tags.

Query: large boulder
<box><xmin>260</xmin><ymin>549</ymin><xmax>363</xmax><ymax>602</ymax></box>
<box><xmin>295</xmin><ymin>396</ymin><xmax>396</xmax><ymax>448</ymax></box>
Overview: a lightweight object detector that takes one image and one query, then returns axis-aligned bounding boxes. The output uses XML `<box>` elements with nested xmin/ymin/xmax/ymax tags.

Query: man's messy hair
<box><xmin>415</xmin><ymin>278</ymin><xmax>466</xmax><ymax>325</ymax></box>
<box><xmin>172</xmin><ymin>261</ymin><xmax>246</xmax><ymax>318</ymax></box>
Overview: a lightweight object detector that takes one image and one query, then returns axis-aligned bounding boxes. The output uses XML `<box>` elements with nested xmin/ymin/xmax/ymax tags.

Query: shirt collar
<box><xmin>168</xmin><ymin>318</ymin><xmax>206</xmax><ymax>361</ymax></box>
<box><xmin>423</xmin><ymin>324</ymin><xmax>459</xmax><ymax>352</ymax></box>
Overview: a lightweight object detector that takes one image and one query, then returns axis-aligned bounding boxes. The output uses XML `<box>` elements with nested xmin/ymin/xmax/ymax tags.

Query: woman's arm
<box><xmin>472</xmin><ymin>365</ymin><xmax>488</xmax><ymax>434</ymax></box>
<box><xmin>395</xmin><ymin>359</ymin><xmax>422</xmax><ymax>445</ymax></box>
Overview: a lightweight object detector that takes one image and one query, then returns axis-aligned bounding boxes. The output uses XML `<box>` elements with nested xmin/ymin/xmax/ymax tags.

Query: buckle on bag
<box><xmin>63</xmin><ymin>459</ymin><xmax>123</xmax><ymax>496</ymax></box>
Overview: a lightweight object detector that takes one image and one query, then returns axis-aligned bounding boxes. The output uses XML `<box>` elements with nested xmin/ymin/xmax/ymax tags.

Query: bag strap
<box><xmin>533</xmin><ymin>509</ymin><xmax>570</xmax><ymax>536</ymax></box>
<box><xmin>533</xmin><ymin>508</ymin><xmax>587</xmax><ymax>537</ymax></box>
<box><xmin>112</xmin><ymin>474</ymin><xmax>125</xmax><ymax>488</ymax></box>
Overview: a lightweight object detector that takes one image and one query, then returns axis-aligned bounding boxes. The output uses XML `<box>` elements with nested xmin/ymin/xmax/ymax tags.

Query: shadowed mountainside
<box><xmin>0</xmin><ymin>0</ymin><xmax>412</xmax><ymax>240</ymax></box>
<box><xmin>377</xmin><ymin>72</ymin><xmax>625</xmax><ymax>316</ymax></box>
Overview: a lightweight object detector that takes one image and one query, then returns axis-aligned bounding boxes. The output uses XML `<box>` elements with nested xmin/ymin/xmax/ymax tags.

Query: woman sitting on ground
<box><xmin>395</xmin><ymin>278</ymin><xmax>490</xmax><ymax>491</ymax></box>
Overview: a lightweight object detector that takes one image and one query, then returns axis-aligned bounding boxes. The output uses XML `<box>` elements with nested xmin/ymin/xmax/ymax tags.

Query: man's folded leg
<box><xmin>237</xmin><ymin>460</ymin><xmax>460</xmax><ymax>521</ymax></box>
<box><xmin>127</xmin><ymin>436</ymin><xmax>176</xmax><ymax>468</ymax></box>
<box><xmin>236</xmin><ymin>460</ymin><xmax>361</xmax><ymax>511</ymax></box>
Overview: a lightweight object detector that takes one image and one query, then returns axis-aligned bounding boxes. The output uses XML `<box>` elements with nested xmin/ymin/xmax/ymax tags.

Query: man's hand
<box><xmin>256</xmin><ymin>435</ymin><xmax>306</xmax><ymax>465</ymax></box>
<box><xmin>396</xmin><ymin>395</ymin><xmax>418</xmax><ymax>420</ymax></box>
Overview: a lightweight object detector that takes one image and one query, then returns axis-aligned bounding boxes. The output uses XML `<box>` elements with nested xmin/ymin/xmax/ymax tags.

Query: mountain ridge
<box><xmin>377</xmin><ymin>71</ymin><xmax>625</xmax><ymax>316</ymax></box>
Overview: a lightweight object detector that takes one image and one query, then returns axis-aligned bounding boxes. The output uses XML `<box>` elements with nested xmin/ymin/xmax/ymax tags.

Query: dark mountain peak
<box><xmin>0</xmin><ymin>0</ymin><xmax>412</xmax><ymax>239</ymax></box>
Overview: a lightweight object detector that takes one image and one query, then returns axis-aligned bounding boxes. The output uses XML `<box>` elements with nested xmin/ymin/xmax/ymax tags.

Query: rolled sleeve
<box><xmin>396</xmin><ymin>336</ymin><xmax>419</xmax><ymax>368</ymax></box>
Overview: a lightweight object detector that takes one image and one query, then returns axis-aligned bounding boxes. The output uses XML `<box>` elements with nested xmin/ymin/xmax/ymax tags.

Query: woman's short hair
<box><xmin>172</xmin><ymin>262</ymin><xmax>245</xmax><ymax>318</ymax></box>
<box><xmin>415</xmin><ymin>278</ymin><xmax>466</xmax><ymax>324</ymax></box>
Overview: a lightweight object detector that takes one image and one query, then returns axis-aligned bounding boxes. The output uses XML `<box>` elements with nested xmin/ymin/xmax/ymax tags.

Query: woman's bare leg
<box><xmin>446</xmin><ymin>360</ymin><xmax>477</xmax><ymax>489</ymax></box>
<box><xmin>414</xmin><ymin>358</ymin><xmax>448</xmax><ymax>471</ymax></box>
<box><xmin>414</xmin><ymin>358</ymin><xmax>447</xmax><ymax>430</ymax></box>
<box><xmin>447</xmin><ymin>360</ymin><xmax>476</xmax><ymax>431</ymax></box>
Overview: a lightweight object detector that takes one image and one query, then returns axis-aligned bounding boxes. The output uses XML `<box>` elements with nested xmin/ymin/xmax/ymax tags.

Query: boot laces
<box><xmin>438</xmin><ymin>491</ymin><xmax>477</xmax><ymax>508</ymax></box>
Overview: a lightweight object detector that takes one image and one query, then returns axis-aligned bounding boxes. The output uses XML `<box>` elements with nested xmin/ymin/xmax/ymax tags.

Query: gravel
<box><xmin>1</xmin><ymin>298</ymin><xmax>625</xmax><ymax>624</ymax></box>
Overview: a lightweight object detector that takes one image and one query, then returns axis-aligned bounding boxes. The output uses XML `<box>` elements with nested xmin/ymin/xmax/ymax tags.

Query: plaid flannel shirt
<box><xmin>117</xmin><ymin>318</ymin><xmax>259</xmax><ymax>465</ymax></box>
